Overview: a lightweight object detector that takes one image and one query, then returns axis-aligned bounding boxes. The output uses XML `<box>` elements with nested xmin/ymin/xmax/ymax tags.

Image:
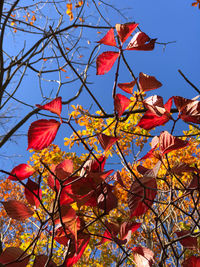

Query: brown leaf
<box><xmin>0</xmin><ymin>247</ymin><xmax>30</xmax><ymax>267</ymax></box>
<box><xmin>1</xmin><ymin>200</ymin><xmax>34</xmax><ymax>220</ymax></box>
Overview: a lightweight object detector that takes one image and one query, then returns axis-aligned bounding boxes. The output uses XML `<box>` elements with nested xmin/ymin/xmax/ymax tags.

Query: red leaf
<box><xmin>97</xmin><ymin>221</ymin><xmax>120</xmax><ymax>245</ymax></box>
<box><xmin>36</xmin><ymin>97</ymin><xmax>62</xmax><ymax>117</ymax></box>
<box><xmin>126</xmin><ymin>32</ymin><xmax>156</xmax><ymax>51</ymax></box>
<box><xmin>174</xmin><ymin>96</ymin><xmax>200</xmax><ymax>124</ymax></box>
<box><xmin>114</xmin><ymin>94</ymin><xmax>131</xmax><ymax>117</ymax></box>
<box><xmin>175</xmin><ymin>230</ymin><xmax>198</xmax><ymax>249</ymax></box>
<box><xmin>7</xmin><ymin>164</ymin><xmax>35</xmax><ymax>181</ymax></box>
<box><xmin>97</xmin><ymin>28</ymin><xmax>116</xmax><ymax>46</ymax></box>
<box><xmin>128</xmin><ymin>175</ymin><xmax>157</xmax><ymax>217</ymax></box>
<box><xmin>80</xmin><ymin>155</ymin><xmax>106</xmax><ymax>176</ymax></box>
<box><xmin>118</xmin><ymin>80</ymin><xmax>137</xmax><ymax>94</ymax></box>
<box><xmin>27</xmin><ymin>119</ymin><xmax>60</xmax><ymax>150</ymax></box>
<box><xmin>1</xmin><ymin>200</ymin><xmax>34</xmax><ymax>220</ymax></box>
<box><xmin>173</xmin><ymin>96</ymin><xmax>192</xmax><ymax>112</ymax></box>
<box><xmin>33</xmin><ymin>255</ymin><xmax>57</xmax><ymax>267</ymax></box>
<box><xmin>96</xmin><ymin>51</ymin><xmax>119</xmax><ymax>75</ymax></box>
<box><xmin>0</xmin><ymin>247</ymin><xmax>30</xmax><ymax>267</ymax></box>
<box><xmin>47</xmin><ymin>164</ymin><xmax>60</xmax><ymax>190</ymax></box>
<box><xmin>113</xmin><ymin>171</ymin><xmax>125</xmax><ymax>188</ymax></box>
<box><xmin>25</xmin><ymin>179</ymin><xmax>42</xmax><ymax>208</ymax></box>
<box><xmin>98</xmin><ymin>133</ymin><xmax>119</xmax><ymax>151</ymax></box>
<box><xmin>143</xmin><ymin>95</ymin><xmax>166</xmax><ymax>116</ymax></box>
<box><xmin>137</xmin><ymin>110</ymin><xmax>170</xmax><ymax>130</ymax></box>
<box><xmin>138</xmin><ymin>97</ymin><xmax>172</xmax><ymax>130</ymax></box>
<box><xmin>159</xmin><ymin>131</ymin><xmax>189</xmax><ymax>155</ymax></box>
<box><xmin>53</xmin><ymin>205</ymin><xmax>77</xmax><ymax>225</ymax></box>
<box><xmin>115</xmin><ymin>22</ymin><xmax>138</xmax><ymax>44</ymax></box>
<box><xmin>139</xmin><ymin>72</ymin><xmax>162</xmax><ymax>92</ymax></box>
<box><xmin>55</xmin><ymin>159</ymin><xmax>73</xmax><ymax>180</ymax></box>
<box><xmin>137</xmin><ymin>147</ymin><xmax>157</xmax><ymax>161</ymax></box>
<box><xmin>132</xmin><ymin>246</ymin><xmax>155</xmax><ymax>267</ymax></box>
<box><xmin>182</xmin><ymin>256</ymin><xmax>200</xmax><ymax>267</ymax></box>
<box><xmin>97</xmin><ymin>184</ymin><xmax>118</xmax><ymax>213</ymax></box>
<box><xmin>120</xmin><ymin>222</ymin><xmax>141</xmax><ymax>242</ymax></box>
<box><xmin>65</xmin><ymin>233</ymin><xmax>90</xmax><ymax>267</ymax></box>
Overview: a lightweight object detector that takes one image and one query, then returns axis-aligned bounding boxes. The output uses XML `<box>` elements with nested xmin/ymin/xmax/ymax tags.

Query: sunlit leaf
<box><xmin>159</xmin><ymin>131</ymin><xmax>189</xmax><ymax>155</ymax></box>
<box><xmin>98</xmin><ymin>133</ymin><xmax>119</xmax><ymax>151</ymax></box>
<box><xmin>36</xmin><ymin>97</ymin><xmax>62</xmax><ymax>117</ymax></box>
<box><xmin>114</xmin><ymin>94</ymin><xmax>131</xmax><ymax>117</ymax></box>
<box><xmin>27</xmin><ymin>119</ymin><xmax>60</xmax><ymax>150</ymax></box>
<box><xmin>97</xmin><ymin>28</ymin><xmax>116</xmax><ymax>46</ymax></box>
<box><xmin>118</xmin><ymin>80</ymin><xmax>137</xmax><ymax>94</ymax></box>
<box><xmin>96</xmin><ymin>51</ymin><xmax>119</xmax><ymax>75</ymax></box>
<box><xmin>65</xmin><ymin>233</ymin><xmax>90</xmax><ymax>267</ymax></box>
<box><xmin>126</xmin><ymin>32</ymin><xmax>156</xmax><ymax>51</ymax></box>
<box><xmin>24</xmin><ymin>178</ymin><xmax>42</xmax><ymax>208</ymax></box>
<box><xmin>132</xmin><ymin>246</ymin><xmax>155</xmax><ymax>267</ymax></box>
<box><xmin>115</xmin><ymin>22</ymin><xmax>138</xmax><ymax>44</ymax></box>
<box><xmin>139</xmin><ymin>72</ymin><xmax>162</xmax><ymax>92</ymax></box>
<box><xmin>7</xmin><ymin>164</ymin><xmax>35</xmax><ymax>181</ymax></box>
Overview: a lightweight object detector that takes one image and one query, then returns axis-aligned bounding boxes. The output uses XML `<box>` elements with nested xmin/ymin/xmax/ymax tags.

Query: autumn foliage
<box><xmin>0</xmin><ymin>1</ymin><xmax>200</xmax><ymax>267</ymax></box>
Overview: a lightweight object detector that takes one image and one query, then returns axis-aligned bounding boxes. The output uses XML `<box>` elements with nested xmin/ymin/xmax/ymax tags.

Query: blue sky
<box><xmin>0</xmin><ymin>0</ymin><xmax>200</xmax><ymax>171</ymax></box>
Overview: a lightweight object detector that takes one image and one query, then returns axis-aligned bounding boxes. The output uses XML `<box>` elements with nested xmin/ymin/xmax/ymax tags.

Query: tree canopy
<box><xmin>0</xmin><ymin>1</ymin><xmax>200</xmax><ymax>266</ymax></box>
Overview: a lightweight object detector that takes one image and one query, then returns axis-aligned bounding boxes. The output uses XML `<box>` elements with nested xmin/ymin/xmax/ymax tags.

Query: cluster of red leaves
<box><xmin>138</xmin><ymin>95</ymin><xmax>200</xmax><ymax>130</ymax></box>
<box><xmin>96</xmin><ymin>23</ymin><xmax>156</xmax><ymax>75</ymax></box>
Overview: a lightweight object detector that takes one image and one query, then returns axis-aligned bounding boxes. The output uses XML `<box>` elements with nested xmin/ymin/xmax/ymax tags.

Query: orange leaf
<box><xmin>118</xmin><ymin>80</ymin><xmax>137</xmax><ymax>94</ymax></box>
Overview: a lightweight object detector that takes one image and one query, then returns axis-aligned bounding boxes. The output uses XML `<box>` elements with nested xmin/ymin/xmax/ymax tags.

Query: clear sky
<box><xmin>1</xmin><ymin>0</ymin><xmax>200</xmax><ymax>171</ymax></box>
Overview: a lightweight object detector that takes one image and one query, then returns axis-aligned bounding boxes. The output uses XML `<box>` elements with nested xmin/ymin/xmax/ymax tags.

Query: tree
<box><xmin>0</xmin><ymin>0</ymin><xmax>199</xmax><ymax>266</ymax></box>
